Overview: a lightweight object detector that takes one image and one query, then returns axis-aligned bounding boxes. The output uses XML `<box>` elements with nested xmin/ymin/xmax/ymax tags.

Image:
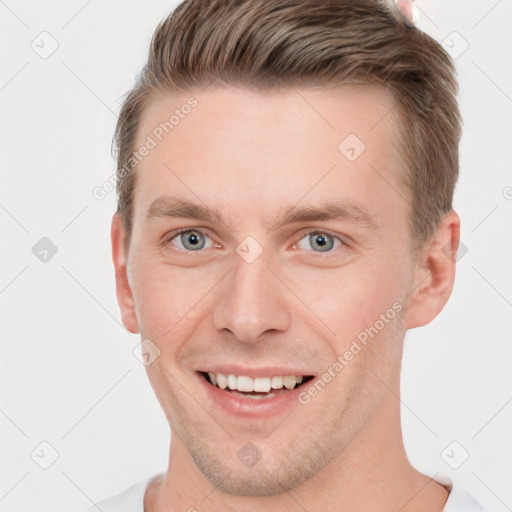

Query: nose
<box><xmin>212</xmin><ymin>249</ymin><xmax>291</xmax><ymax>344</ymax></box>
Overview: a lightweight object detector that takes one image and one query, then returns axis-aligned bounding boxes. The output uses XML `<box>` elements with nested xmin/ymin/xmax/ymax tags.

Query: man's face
<box><xmin>121</xmin><ymin>84</ymin><xmax>417</xmax><ymax>495</ymax></box>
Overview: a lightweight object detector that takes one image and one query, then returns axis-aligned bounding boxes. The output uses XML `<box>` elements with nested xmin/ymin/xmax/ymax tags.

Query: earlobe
<box><xmin>111</xmin><ymin>213</ymin><xmax>140</xmax><ymax>334</ymax></box>
<box><xmin>403</xmin><ymin>210</ymin><xmax>461</xmax><ymax>330</ymax></box>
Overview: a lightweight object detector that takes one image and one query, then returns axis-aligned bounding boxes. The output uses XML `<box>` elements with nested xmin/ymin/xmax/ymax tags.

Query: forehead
<box><xmin>132</xmin><ymin>84</ymin><xmax>408</xmax><ymax>234</ymax></box>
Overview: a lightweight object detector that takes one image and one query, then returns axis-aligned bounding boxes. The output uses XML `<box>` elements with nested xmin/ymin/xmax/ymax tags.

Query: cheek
<box><xmin>144</xmin><ymin>363</ymin><xmax>189</xmax><ymax>430</ymax></box>
<box><xmin>129</xmin><ymin>260</ymin><xmax>183</xmax><ymax>338</ymax></box>
<box><xmin>129</xmin><ymin>259</ymin><xmax>221</xmax><ymax>340</ymax></box>
<box><xmin>134</xmin><ymin>268</ymin><xmax>164</xmax><ymax>308</ymax></box>
<box><xmin>288</xmin><ymin>257</ymin><xmax>403</xmax><ymax>338</ymax></box>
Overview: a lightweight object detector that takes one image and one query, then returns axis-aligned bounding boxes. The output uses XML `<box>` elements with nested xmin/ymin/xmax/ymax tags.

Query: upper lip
<box><xmin>196</xmin><ymin>365</ymin><xmax>315</xmax><ymax>378</ymax></box>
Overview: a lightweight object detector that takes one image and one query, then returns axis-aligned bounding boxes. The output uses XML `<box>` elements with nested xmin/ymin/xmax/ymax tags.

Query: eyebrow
<box><xmin>146</xmin><ymin>195</ymin><xmax>379</xmax><ymax>232</ymax></box>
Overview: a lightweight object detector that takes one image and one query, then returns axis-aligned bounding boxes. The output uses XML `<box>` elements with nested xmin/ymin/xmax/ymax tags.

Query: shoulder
<box><xmin>84</xmin><ymin>473</ymin><xmax>164</xmax><ymax>512</ymax></box>
<box><xmin>434</xmin><ymin>474</ymin><xmax>491</xmax><ymax>512</ymax></box>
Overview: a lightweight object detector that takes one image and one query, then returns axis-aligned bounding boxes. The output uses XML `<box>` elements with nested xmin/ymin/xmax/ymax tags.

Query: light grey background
<box><xmin>1</xmin><ymin>1</ymin><xmax>511</xmax><ymax>510</ymax></box>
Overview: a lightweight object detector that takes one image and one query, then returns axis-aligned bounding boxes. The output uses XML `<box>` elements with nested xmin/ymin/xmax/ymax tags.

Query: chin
<box><xmin>188</xmin><ymin>437</ymin><xmax>332</xmax><ymax>497</ymax></box>
<box><xmin>199</xmin><ymin>461</ymin><xmax>309</xmax><ymax>496</ymax></box>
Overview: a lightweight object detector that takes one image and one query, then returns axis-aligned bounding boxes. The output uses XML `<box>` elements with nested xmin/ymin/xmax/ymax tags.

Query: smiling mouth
<box><xmin>198</xmin><ymin>371</ymin><xmax>315</xmax><ymax>399</ymax></box>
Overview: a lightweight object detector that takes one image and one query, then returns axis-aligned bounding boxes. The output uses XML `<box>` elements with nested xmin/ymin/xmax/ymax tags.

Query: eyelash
<box><xmin>161</xmin><ymin>228</ymin><xmax>348</xmax><ymax>258</ymax></box>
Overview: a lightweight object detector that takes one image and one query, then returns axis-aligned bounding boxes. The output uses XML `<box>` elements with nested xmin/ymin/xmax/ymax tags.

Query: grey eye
<box><xmin>307</xmin><ymin>232</ymin><xmax>335</xmax><ymax>252</ymax></box>
<box><xmin>179</xmin><ymin>230</ymin><xmax>207</xmax><ymax>250</ymax></box>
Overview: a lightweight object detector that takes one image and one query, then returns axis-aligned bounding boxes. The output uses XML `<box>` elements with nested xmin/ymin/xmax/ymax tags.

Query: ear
<box><xmin>403</xmin><ymin>209</ymin><xmax>461</xmax><ymax>330</ymax></box>
<box><xmin>111</xmin><ymin>213</ymin><xmax>140</xmax><ymax>334</ymax></box>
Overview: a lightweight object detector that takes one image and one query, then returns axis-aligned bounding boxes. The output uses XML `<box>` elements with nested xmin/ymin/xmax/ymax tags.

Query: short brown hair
<box><xmin>113</xmin><ymin>0</ymin><xmax>462</xmax><ymax>253</ymax></box>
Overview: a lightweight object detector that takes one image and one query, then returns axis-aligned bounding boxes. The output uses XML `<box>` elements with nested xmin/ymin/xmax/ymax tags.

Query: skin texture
<box><xmin>111</xmin><ymin>83</ymin><xmax>460</xmax><ymax>511</ymax></box>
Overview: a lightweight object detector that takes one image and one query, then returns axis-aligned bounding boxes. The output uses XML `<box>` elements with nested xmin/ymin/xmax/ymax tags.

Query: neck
<box><xmin>145</xmin><ymin>386</ymin><xmax>449</xmax><ymax>511</ymax></box>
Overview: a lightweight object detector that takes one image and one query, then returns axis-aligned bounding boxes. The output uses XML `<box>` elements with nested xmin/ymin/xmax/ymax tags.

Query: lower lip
<box><xmin>195</xmin><ymin>372</ymin><xmax>309</xmax><ymax>419</ymax></box>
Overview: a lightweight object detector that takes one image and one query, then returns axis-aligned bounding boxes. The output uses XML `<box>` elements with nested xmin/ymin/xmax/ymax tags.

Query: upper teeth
<box><xmin>207</xmin><ymin>373</ymin><xmax>304</xmax><ymax>392</ymax></box>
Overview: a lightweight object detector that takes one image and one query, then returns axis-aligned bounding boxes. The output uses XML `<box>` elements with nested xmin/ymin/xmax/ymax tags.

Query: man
<box><xmin>89</xmin><ymin>0</ymin><xmax>489</xmax><ymax>510</ymax></box>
